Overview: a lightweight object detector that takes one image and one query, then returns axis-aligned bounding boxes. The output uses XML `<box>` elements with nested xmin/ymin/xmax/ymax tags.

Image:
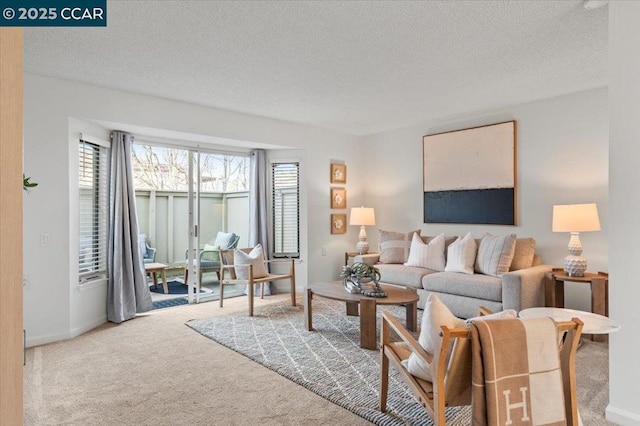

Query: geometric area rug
<box><xmin>187</xmin><ymin>298</ymin><xmax>471</xmax><ymax>425</ymax></box>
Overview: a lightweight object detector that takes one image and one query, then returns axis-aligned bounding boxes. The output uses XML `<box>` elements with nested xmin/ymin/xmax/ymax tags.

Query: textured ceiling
<box><xmin>24</xmin><ymin>1</ymin><xmax>608</xmax><ymax>136</ymax></box>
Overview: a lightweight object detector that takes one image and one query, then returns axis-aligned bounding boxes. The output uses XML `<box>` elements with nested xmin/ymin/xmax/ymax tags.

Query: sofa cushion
<box><xmin>403</xmin><ymin>294</ymin><xmax>464</xmax><ymax>381</ymax></box>
<box><xmin>404</xmin><ymin>233</ymin><xmax>445</xmax><ymax>271</ymax></box>
<box><xmin>510</xmin><ymin>238</ymin><xmax>536</xmax><ymax>271</ymax></box>
<box><xmin>377</xmin><ymin>264</ymin><xmax>435</xmax><ymax>289</ymax></box>
<box><xmin>378</xmin><ymin>229</ymin><xmax>421</xmax><ymax>264</ymax></box>
<box><xmin>474</xmin><ymin>233</ymin><xmax>517</xmax><ymax>277</ymax></box>
<box><xmin>422</xmin><ymin>272</ymin><xmax>502</xmax><ymax>302</ymax></box>
<box><xmin>444</xmin><ymin>232</ymin><xmax>477</xmax><ymax>275</ymax></box>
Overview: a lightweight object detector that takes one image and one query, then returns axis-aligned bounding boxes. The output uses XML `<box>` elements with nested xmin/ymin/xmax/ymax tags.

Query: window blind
<box><xmin>79</xmin><ymin>140</ymin><xmax>109</xmax><ymax>282</ymax></box>
<box><xmin>272</xmin><ymin>162</ymin><xmax>300</xmax><ymax>258</ymax></box>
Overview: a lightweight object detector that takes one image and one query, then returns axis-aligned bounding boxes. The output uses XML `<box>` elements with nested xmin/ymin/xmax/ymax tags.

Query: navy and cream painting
<box><xmin>423</xmin><ymin>121</ymin><xmax>516</xmax><ymax>225</ymax></box>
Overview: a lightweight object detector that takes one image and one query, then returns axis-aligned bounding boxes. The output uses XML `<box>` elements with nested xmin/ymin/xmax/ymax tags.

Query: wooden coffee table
<box><xmin>305</xmin><ymin>281</ymin><xmax>419</xmax><ymax>350</ymax></box>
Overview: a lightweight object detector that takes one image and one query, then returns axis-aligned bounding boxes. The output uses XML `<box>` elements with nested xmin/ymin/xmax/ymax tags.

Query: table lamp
<box><xmin>552</xmin><ymin>203</ymin><xmax>601</xmax><ymax>277</ymax></box>
<box><xmin>350</xmin><ymin>206</ymin><xmax>376</xmax><ymax>255</ymax></box>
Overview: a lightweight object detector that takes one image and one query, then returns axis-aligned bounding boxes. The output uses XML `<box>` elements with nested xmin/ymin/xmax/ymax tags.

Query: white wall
<box><xmin>608</xmin><ymin>2</ymin><xmax>640</xmax><ymax>424</ymax></box>
<box><xmin>23</xmin><ymin>73</ymin><xmax>365</xmax><ymax>346</ymax></box>
<box><xmin>363</xmin><ymin>88</ymin><xmax>609</xmax><ymax>312</ymax></box>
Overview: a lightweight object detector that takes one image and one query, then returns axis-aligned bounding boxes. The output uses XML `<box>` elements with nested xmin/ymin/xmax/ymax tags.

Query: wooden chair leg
<box><xmin>290</xmin><ymin>271</ymin><xmax>296</xmax><ymax>307</ymax></box>
<box><xmin>260</xmin><ymin>283</ymin><xmax>265</xmax><ymax>299</ymax></box>
<box><xmin>184</xmin><ymin>268</ymin><xmax>188</xmax><ymax>285</ymax></box>
<box><xmin>219</xmin><ymin>282</ymin><xmax>224</xmax><ymax>307</ymax></box>
<box><xmin>248</xmin><ymin>283</ymin><xmax>254</xmax><ymax>316</ymax></box>
<box><xmin>198</xmin><ymin>268</ymin><xmax>203</xmax><ymax>289</ymax></box>
<box><xmin>380</xmin><ymin>319</ymin><xmax>390</xmax><ymax>412</ymax></box>
<box><xmin>216</xmin><ymin>271</ymin><xmax>221</xmax><ymax>281</ymax></box>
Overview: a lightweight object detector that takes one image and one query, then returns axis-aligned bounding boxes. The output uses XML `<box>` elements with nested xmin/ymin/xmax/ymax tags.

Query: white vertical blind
<box><xmin>272</xmin><ymin>162</ymin><xmax>300</xmax><ymax>257</ymax></box>
<box><xmin>79</xmin><ymin>140</ymin><xmax>109</xmax><ymax>282</ymax></box>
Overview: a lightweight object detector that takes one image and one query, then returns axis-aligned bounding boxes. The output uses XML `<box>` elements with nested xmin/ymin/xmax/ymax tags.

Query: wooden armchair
<box><xmin>219</xmin><ymin>248</ymin><xmax>296</xmax><ymax>316</ymax></box>
<box><xmin>379</xmin><ymin>309</ymin><xmax>583</xmax><ymax>425</ymax></box>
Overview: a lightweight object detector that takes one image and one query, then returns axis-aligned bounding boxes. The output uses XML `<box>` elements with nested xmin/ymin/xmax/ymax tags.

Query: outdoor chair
<box><xmin>184</xmin><ymin>232</ymin><xmax>240</xmax><ymax>287</ymax></box>
<box><xmin>379</xmin><ymin>308</ymin><xmax>583</xmax><ymax>425</ymax></box>
<box><xmin>219</xmin><ymin>246</ymin><xmax>296</xmax><ymax>316</ymax></box>
<box><xmin>139</xmin><ymin>234</ymin><xmax>156</xmax><ymax>264</ymax></box>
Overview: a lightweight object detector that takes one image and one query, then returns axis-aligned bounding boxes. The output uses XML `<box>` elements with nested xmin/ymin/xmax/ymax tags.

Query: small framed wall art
<box><xmin>330</xmin><ymin>188</ymin><xmax>347</xmax><ymax>209</ymax></box>
<box><xmin>330</xmin><ymin>163</ymin><xmax>347</xmax><ymax>184</ymax></box>
<box><xmin>331</xmin><ymin>214</ymin><xmax>347</xmax><ymax>234</ymax></box>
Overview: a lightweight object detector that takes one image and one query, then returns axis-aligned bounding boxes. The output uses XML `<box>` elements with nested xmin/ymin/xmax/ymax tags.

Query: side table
<box><xmin>145</xmin><ymin>262</ymin><xmax>169</xmax><ymax>294</ymax></box>
<box><xmin>544</xmin><ymin>268</ymin><xmax>609</xmax><ymax>342</ymax></box>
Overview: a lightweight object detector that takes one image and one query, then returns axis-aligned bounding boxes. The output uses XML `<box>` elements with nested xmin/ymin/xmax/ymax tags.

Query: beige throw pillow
<box><xmin>233</xmin><ymin>245</ymin><xmax>268</xmax><ymax>280</ymax></box>
<box><xmin>474</xmin><ymin>233</ymin><xmax>517</xmax><ymax>277</ymax></box>
<box><xmin>444</xmin><ymin>232</ymin><xmax>477</xmax><ymax>275</ymax></box>
<box><xmin>403</xmin><ymin>294</ymin><xmax>464</xmax><ymax>381</ymax></box>
<box><xmin>510</xmin><ymin>238</ymin><xmax>537</xmax><ymax>271</ymax></box>
<box><xmin>404</xmin><ymin>233</ymin><xmax>446</xmax><ymax>271</ymax></box>
<box><xmin>378</xmin><ymin>229</ymin><xmax>421</xmax><ymax>264</ymax></box>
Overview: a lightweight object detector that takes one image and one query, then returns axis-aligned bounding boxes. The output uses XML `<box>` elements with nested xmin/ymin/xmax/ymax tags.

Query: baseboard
<box><xmin>607</xmin><ymin>404</ymin><xmax>640</xmax><ymax>425</ymax></box>
<box><xmin>26</xmin><ymin>330</ymin><xmax>74</xmax><ymax>348</ymax></box>
<box><xmin>26</xmin><ymin>316</ymin><xmax>107</xmax><ymax>348</ymax></box>
<box><xmin>70</xmin><ymin>316</ymin><xmax>107</xmax><ymax>339</ymax></box>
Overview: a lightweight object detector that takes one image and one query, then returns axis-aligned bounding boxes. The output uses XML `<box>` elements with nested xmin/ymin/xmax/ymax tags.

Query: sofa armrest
<box><xmin>353</xmin><ymin>253</ymin><xmax>380</xmax><ymax>266</ymax></box>
<box><xmin>501</xmin><ymin>264</ymin><xmax>552</xmax><ymax>311</ymax></box>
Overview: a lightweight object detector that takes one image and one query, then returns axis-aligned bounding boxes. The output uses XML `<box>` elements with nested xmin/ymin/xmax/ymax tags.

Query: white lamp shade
<box><xmin>552</xmin><ymin>203</ymin><xmax>601</xmax><ymax>233</ymax></box>
<box><xmin>349</xmin><ymin>207</ymin><xmax>376</xmax><ymax>226</ymax></box>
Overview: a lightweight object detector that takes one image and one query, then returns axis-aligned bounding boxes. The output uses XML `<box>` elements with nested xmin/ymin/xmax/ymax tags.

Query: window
<box><xmin>272</xmin><ymin>162</ymin><xmax>300</xmax><ymax>258</ymax></box>
<box><xmin>79</xmin><ymin>138</ymin><xmax>109</xmax><ymax>283</ymax></box>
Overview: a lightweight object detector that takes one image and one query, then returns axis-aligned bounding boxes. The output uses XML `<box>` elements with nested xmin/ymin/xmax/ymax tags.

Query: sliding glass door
<box><xmin>131</xmin><ymin>141</ymin><xmax>250</xmax><ymax>305</ymax></box>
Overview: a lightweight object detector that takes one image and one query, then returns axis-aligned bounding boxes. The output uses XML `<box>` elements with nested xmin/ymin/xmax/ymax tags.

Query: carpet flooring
<box><xmin>188</xmin><ymin>298</ymin><xmax>611</xmax><ymax>426</ymax></box>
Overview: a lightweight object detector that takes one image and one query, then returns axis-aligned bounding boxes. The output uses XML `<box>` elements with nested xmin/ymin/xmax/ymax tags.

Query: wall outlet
<box><xmin>23</xmin><ymin>275</ymin><xmax>30</xmax><ymax>290</ymax></box>
<box><xmin>321</xmin><ymin>246</ymin><xmax>327</xmax><ymax>256</ymax></box>
<box><xmin>41</xmin><ymin>232</ymin><xmax>51</xmax><ymax>247</ymax></box>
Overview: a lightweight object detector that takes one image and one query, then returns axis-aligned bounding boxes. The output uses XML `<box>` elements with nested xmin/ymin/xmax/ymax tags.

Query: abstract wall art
<box><xmin>423</xmin><ymin>120</ymin><xmax>517</xmax><ymax>225</ymax></box>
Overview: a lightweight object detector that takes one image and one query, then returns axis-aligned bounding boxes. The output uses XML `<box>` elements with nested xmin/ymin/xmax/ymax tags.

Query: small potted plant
<box><xmin>340</xmin><ymin>262</ymin><xmax>386</xmax><ymax>297</ymax></box>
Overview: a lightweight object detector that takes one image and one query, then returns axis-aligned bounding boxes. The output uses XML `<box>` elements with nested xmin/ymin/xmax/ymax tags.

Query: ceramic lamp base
<box><xmin>564</xmin><ymin>255</ymin><xmax>587</xmax><ymax>277</ymax></box>
<box><xmin>356</xmin><ymin>241</ymin><xmax>369</xmax><ymax>255</ymax></box>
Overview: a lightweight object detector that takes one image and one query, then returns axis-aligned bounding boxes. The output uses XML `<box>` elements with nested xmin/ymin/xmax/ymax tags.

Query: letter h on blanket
<box><xmin>469</xmin><ymin>316</ymin><xmax>584</xmax><ymax>426</ymax></box>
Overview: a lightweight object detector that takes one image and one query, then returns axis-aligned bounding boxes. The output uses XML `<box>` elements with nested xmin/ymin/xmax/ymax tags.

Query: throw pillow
<box><xmin>378</xmin><ymin>229</ymin><xmax>421</xmax><ymax>264</ymax></box>
<box><xmin>233</xmin><ymin>244</ymin><xmax>268</xmax><ymax>280</ymax></box>
<box><xmin>404</xmin><ymin>233</ymin><xmax>446</xmax><ymax>271</ymax></box>
<box><xmin>510</xmin><ymin>238</ymin><xmax>536</xmax><ymax>271</ymax></box>
<box><xmin>203</xmin><ymin>244</ymin><xmax>221</xmax><ymax>262</ymax></box>
<box><xmin>444</xmin><ymin>232</ymin><xmax>477</xmax><ymax>275</ymax></box>
<box><xmin>403</xmin><ymin>294</ymin><xmax>464</xmax><ymax>382</ymax></box>
<box><xmin>474</xmin><ymin>233</ymin><xmax>517</xmax><ymax>277</ymax></box>
<box><xmin>214</xmin><ymin>231</ymin><xmax>236</xmax><ymax>249</ymax></box>
<box><xmin>466</xmin><ymin>309</ymin><xmax>517</xmax><ymax>324</ymax></box>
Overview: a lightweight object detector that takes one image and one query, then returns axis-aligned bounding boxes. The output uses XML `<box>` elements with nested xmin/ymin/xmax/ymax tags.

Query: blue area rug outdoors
<box><xmin>150</xmin><ymin>280</ymin><xmax>205</xmax><ymax>294</ymax></box>
<box><xmin>187</xmin><ymin>298</ymin><xmax>470</xmax><ymax>425</ymax></box>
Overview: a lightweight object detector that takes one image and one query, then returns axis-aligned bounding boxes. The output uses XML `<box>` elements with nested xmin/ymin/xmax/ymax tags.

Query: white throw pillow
<box><xmin>233</xmin><ymin>245</ymin><xmax>268</xmax><ymax>280</ymax></box>
<box><xmin>465</xmin><ymin>309</ymin><xmax>517</xmax><ymax>324</ymax></box>
<box><xmin>404</xmin><ymin>233</ymin><xmax>446</xmax><ymax>271</ymax></box>
<box><xmin>474</xmin><ymin>233</ymin><xmax>517</xmax><ymax>277</ymax></box>
<box><xmin>444</xmin><ymin>232</ymin><xmax>477</xmax><ymax>275</ymax></box>
<box><xmin>403</xmin><ymin>294</ymin><xmax>464</xmax><ymax>381</ymax></box>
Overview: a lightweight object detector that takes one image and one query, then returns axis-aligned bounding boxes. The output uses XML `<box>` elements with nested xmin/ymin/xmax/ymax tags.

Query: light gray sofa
<box><xmin>355</xmin><ymin>236</ymin><xmax>550</xmax><ymax>319</ymax></box>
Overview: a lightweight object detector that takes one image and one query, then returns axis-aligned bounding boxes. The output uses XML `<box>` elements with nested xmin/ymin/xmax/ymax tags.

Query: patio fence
<box><xmin>135</xmin><ymin>190</ymin><xmax>249</xmax><ymax>267</ymax></box>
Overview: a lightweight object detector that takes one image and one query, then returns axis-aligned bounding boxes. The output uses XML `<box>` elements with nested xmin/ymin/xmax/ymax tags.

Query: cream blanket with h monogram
<box><xmin>470</xmin><ymin>317</ymin><xmax>567</xmax><ymax>426</ymax></box>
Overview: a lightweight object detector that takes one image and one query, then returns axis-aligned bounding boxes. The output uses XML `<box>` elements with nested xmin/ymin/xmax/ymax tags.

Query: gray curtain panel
<box><xmin>248</xmin><ymin>149</ymin><xmax>272</xmax><ymax>295</ymax></box>
<box><xmin>107</xmin><ymin>131</ymin><xmax>153</xmax><ymax>323</ymax></box>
